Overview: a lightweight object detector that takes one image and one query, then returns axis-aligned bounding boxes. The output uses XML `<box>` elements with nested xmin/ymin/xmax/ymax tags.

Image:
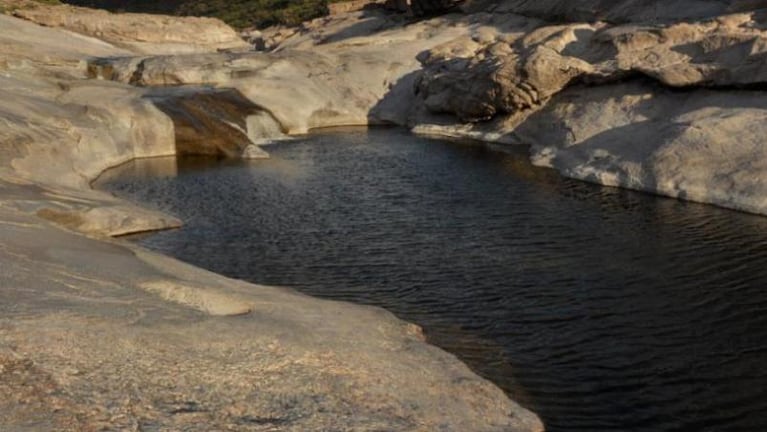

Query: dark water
<box><xmin>97</xmin><ymin>128</ymin><xmax>767</xmax><ymax>432</ymax></box>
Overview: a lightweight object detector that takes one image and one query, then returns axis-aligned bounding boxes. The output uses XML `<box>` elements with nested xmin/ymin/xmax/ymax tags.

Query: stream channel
<box><xmin>97</xmin><ymin>127</ymin><xmax>767</xmax><ymax>431</ymax></box>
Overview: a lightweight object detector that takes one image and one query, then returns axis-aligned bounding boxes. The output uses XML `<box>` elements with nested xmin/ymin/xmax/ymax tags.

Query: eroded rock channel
<box><xmin>5</xmin><ymin>0</ymin><xmax>767</xmax><ymax>429</ymax></box>
<box><xmin>99</xmin><ymin>128</ymin><xmax>767</xmax><ymax>431</ymax></box>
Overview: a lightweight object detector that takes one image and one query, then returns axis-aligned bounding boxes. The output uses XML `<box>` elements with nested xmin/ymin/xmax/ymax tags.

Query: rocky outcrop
<box><xmin>61</xmin><ymin>0</ymin><xmax>767</xmax><ymax>218</ymax></box>
<box><xmin>0</xmin><ymin>26</ymin><xmax>261</xmax><ymax>189</ymax></box>
<box><xmin>87</xmin><ymin>12</ymin><xmax>473</xmax><ymax>135</ymax></box>
<box><xmin>7</xmin><ymin>0</ymin><xmax>767</xmax><ymax>220</ymax></box>
<box><xmin>12</xmin><ymin>4</ymin><xmax>249</xmax><ymax>54</ymax></box>
<box><xmin>148</xmin><ymin>88</ymin><xmax>272</xmax><ymax>158</ymax></box>
<box><xmin>417</xmin><ymin>10</ymin><xmax>767</xmax><ymax>120</ymax></box>
<box><xmin>407</xmin><ymin>4</ymin><xmax>767</xmax><ymax>214</ymax></box>
<box><xmin>416</xmin><ymin>19</ymin><xmax>596</xmax><ymax>121</ymax></box>
<box><xmin>516</xmin><ymin>82</ymin><xmax>767</xmax><ymax>214</ymax></box>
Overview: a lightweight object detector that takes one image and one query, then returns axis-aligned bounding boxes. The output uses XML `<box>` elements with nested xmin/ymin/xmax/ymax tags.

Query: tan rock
<box><xmin>0</xmin><ymin>13</ymin><xmax>130</xmax><ymax>67</ymax></box>
<box><xmin>148</xmin><ymin>87</ymin><xmax>272</xmax><ymax>158</ymax></box>
<box><xmin>12</xmin><ymin>4</ymin><xmax>248</xmax><ymax>55</ymax></box>
<box><xmin>519</xmin><ymin>82</ymin><xmax>767</xmax><ymax>214</ymax></box>
<box><xmin>88</xmin><ymin>15</ymin><xmax>474</xmax><ymax>134</ymax></box>
<box><xmin>416</xmin><ymin>9</ymin><xmax>767</xmax><ymax>118</ymax></box>
<box><xmin>0</xmin><ymin>204</ymin><xmax>544</xmax><ymax>431</ymax></box>
<box><xmin>416</xmin><ymin>21</ymin><xmax>602</xmax><ymax>121</ymax></box>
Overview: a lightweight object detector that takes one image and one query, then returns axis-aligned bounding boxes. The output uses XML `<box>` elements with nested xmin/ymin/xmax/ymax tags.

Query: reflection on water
<box><xmin>97</xmin><ymin>128</ymin><xmax>767</xmax><ymax>432</ymax></box>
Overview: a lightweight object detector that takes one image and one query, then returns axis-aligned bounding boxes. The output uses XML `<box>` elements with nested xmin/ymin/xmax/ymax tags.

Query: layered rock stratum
<box><xmin>3</xmin><ymin>0</ymin><xmax>767</xmax><ymax>429</ymax></box>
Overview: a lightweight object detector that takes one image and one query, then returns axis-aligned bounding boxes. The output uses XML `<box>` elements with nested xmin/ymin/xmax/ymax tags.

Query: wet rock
<box><xmin>148</xmin><ymin>88</ymin><xmax>270</xmax><ymax>158</ymax></box>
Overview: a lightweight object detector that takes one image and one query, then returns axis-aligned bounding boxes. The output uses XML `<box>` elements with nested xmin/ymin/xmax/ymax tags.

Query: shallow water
<box><xmin>98</xmin><ymin>128</ymin><xmax>767</xmax><ymax>432</ymax></box>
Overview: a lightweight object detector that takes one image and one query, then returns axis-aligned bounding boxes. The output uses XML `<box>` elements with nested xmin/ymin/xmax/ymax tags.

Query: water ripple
<box><xmin>98</xmin><ymin>128</ymin><xmax>767</xmax><ymax>432</ymax></box>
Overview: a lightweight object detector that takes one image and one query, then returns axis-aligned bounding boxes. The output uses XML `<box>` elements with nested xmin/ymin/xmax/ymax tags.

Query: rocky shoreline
<box><xmin>2</xmin><ymin>0</ymin><xmax>767</xmax><ymax>429</ymax></box>
<box><xmin>0</xmin><ymin>4</ymin><xmax>545</xmax><ymax>431</ymax></box>
<box><xmin>37</xmin><ymin>0</ymin><xmax>767</xmax><ymax>215</ymax></box>
<box><xmin>0</xmin><ymin>3</ymin><xmax>545</xmax><ymax>431</ymax></box>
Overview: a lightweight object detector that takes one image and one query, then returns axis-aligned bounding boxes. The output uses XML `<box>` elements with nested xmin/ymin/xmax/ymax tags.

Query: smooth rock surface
<box><xmin>88</xmin><ymin>12</ymin><xmax>475</xmax><ymax>135</ymax></box>
<box><xmin>518</xmin><ymin>81</ymin><xmax>767</xmax><ymax>214</ymax></box>
<box><xmin>0</xmin><ymin>202</ymin><xmax>542</xmax><ymax>431</ymax></box>
<box><xmin>11</xmin><ymin>4</ymin><xmax>249</xmax><ymax>54</ymax></box>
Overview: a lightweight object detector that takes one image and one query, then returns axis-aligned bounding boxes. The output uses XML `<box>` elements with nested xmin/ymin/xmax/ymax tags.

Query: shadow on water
<box><xmin>97</xmin><ymin>127</ymin><xmax>767</xmax><ymax>432</ymax></box>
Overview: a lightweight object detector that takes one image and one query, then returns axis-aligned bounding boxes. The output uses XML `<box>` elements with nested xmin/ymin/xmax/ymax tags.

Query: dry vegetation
<box><xmin>57</xmin><ymin>0</ymin><xmax>345</xmax><ymax>29</ymax></box>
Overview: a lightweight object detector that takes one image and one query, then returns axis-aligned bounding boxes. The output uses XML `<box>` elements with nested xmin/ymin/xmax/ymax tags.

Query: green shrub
<box><xmin>60</xmin><ymin>0</ymin><xmax>333</xmax><ymax>29</ymax></box>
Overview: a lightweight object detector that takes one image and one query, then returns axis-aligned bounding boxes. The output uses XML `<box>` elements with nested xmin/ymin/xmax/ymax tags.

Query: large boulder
<box><xmin>416</xmin><ymin>21</ymin><xmax>602</xmax><ymax>121</ymax></box>
<box><xmin>416</xmin><ymin>10</ymin><xmax>767</xmax><ymax>120</ymax></box>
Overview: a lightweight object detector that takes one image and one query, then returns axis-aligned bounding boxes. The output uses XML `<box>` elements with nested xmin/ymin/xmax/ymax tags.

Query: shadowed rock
<box><xmin>410</xmin><ymin>0</ymin><xmax>463</xmax><ymax>15</ymax></box>
<box><xmin>416</xmin><ymin>10</ymin><xmax>767</xmax><ymax>120</ymax></box>
<box><xmin>148</xmin><ymin>88</ymin><xmax>273</xmax><ymax>158</ymax></box>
